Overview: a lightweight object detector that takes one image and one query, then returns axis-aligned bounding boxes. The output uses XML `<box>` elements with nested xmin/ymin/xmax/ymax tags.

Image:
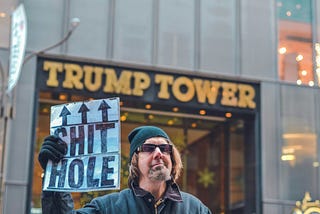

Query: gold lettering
<box><xmin>103</xmin><ymin>69</ymin><xmax>132</xmax><ymax>95</ymax></box>
<box><xmin>42</xmin><ymin>59</ymin><xmax>257</xmax><ymax>110</ymax></box>
<box><xmin>43</xmin><ymin>61</ymin><xmax>63</xmax><ymax>87</ymax></box>
<box><xmin>238</xmin><ymin>84</ymin><xmax>256</xmax><ymax>108</ymax></box>
<box><xmin>155</xmin><ymin>74</ymin><xmax>174</xmax><ymax>99</ymax></box>
<box><xmin>221</xmin><ymin>82</ymin><xmax>237</xmax><ymax>106</ymax></box>
<box><xmin>193</xmin><ymin>79</ymin><xmax>221</xmax><ymax>104</ymax></box>
<box><xmin>172</xmin><ymin>76</ymin><xmax>194</xmax><ymax>102</ymax></box>
<box><xmin>132</xmin><ymin>72</ymin><xmax>150</xmax><ymax>96</ymax></box>
<box><xmin>62</xmin><ymin>63</ymin><xmax>84</xmax><ymax>89</ymax></box>
<box><xmin>83</xmin><ymin>66</ymin><xmax>103</xmax><ymax>92</ymax></box>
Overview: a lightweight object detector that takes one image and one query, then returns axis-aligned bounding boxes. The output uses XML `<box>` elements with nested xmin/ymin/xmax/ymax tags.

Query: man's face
<box><xmin>137</xmin><ymin>137</ymin><xmax>173</xmax><ymax>182</ymax></box>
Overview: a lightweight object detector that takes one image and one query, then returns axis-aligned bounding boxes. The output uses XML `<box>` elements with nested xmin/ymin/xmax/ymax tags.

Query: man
<box><xmin>38</xmin><ymin>125</ymin><xmax>212</xmax><ymax>213</ymax></box>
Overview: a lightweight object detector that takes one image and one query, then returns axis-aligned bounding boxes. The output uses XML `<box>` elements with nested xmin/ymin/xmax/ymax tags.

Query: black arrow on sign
<box><xmin>59</xmin><ymin>106</ymin><xmax>71</xmax><ymax>126</ymax></box>
<box><xmin>78</xmin><ymin>103</ymin><xmax>90</xmax><ymax>124</ymax></box>
<box><xmin>98</xmin><ymin>100</ymin><xmax>111</xmax><ymax>122</ymax></box>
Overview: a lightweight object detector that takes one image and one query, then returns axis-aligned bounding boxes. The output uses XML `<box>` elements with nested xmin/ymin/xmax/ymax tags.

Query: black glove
<box><xmin>38</xmin><ymin>135</ymin><xmax>67</xmax><ymax>170</ymax></box>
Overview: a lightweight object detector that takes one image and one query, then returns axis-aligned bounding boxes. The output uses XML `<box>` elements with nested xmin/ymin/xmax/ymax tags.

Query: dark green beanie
<box><xmin>128</xmin><ymin>126</ymin><xmax>170</xmax><ymax>162</ymax></box>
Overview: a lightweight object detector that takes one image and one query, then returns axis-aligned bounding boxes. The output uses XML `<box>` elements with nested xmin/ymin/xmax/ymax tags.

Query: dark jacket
<box><xmin>41</xmin><ymin>191</ymin><xmax>74</xmax><ymax>214</ymax></box>
<box><xmin>42</xmin><ymin>181</ymin><xmax>212</xmax><ymax>214</ymax></box>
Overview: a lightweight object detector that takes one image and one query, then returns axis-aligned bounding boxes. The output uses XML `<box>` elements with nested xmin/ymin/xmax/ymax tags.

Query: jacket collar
<box><xmin>131</xmin><ymin>179</ymin><xmax>183</xmax><ymax>202</ymax></box>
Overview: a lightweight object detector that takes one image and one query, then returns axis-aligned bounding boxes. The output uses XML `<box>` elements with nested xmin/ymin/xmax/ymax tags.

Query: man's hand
<box><xmin>38</xmin><ymin>135</ymin><xmax>67</xmax><ymax>170</ymax></box>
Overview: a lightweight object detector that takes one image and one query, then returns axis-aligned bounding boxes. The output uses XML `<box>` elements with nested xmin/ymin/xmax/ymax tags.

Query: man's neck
<box><xmin>139</xmin><ymin>179</ymin><xmax>167</xmax><ymax>200</ymax></box>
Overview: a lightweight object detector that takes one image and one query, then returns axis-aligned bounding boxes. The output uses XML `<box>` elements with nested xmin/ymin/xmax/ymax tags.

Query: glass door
<box><xmin>182</xmin><ymin>118</ymin><xmax>257</xmax><ymax>213</ymax></box>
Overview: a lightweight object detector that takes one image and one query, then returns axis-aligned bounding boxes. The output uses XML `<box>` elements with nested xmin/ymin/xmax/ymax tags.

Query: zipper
<box><xmin>154</xmin><ymin>198</ymin><xmax>163</xmax><ymax>214</ymax></box>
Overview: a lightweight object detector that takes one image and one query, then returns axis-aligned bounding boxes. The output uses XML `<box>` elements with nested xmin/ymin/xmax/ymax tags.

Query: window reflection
<box><xmin>280</xmin><ymin>85</ymin><xmax>318</xmax><ymax>200</ymax></box>
<box><xmin>277</xmin><ymin>0</ymin><xmax>314</xmax><ymax>86</ymax></box>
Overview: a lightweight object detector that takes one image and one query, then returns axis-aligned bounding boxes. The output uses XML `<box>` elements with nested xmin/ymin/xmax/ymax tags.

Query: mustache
<box><xmin>150</xmin><ymin>160</ymin><xmax>166</xmax><ymax>167</ymax></box>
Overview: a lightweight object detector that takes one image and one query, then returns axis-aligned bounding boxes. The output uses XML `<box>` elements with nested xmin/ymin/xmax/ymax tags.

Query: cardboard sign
<box><xmin>43</xmin><ymin>97</ymin><xmax>120</xmax><ymax>192</ymax></box>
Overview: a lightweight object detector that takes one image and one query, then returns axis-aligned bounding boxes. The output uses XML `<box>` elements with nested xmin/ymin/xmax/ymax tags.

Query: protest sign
<box><xmin>43</xmin><ymin>97</ymin><xmax>120</xmax><ymax>192</ymax></box>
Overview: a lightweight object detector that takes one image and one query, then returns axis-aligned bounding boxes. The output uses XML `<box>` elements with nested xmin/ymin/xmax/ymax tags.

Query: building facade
<box><xmin>0</xmin><ymin>0</ymin><xmax>320</xmax><ymax>213</ymax></box>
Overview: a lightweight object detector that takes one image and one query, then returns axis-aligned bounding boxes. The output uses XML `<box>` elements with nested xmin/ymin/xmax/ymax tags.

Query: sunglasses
<box><xmin>137</xmin><ymin>144</ymin><xmax>173</xmax><ymax>154</ymax></box>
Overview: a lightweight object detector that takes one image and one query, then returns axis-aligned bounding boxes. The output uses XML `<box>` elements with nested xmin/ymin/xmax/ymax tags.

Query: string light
<box><xmin>199</xmin><ymin>110</ymin><xmax>206</xmax><ymax>115</ymax></box>
<box><xmin>301</xmin><ymin>70</ymin><xmax>307</xmax><ymax>76</ymax></box>
<box><xmin>296</xmin><ymin>54</ymin><xmax>303</xmax><ymax>61</ymax></box>
<box><xmin>172</xmin><ymin>107</ymin><xmax>179</xmax><ymax>112</ymax></box>
<box><xmin>296</xmin><ymin>79</ymin><xmax>302</xmax><ymax>85</ymax></box>
<box><xmin>225</xmin><ymin>112</ymin><xmax>232</xmax><ymax>118</ymax></box>
<box><xmin>279</xmin><ymin>47</ymin><xmax>287</xmax><ymax>54</ymax></box>
<box><xmin>120</xmin><ymin>115</ymin><xmax>127</xmax><ymax>121</ymax></box>
<box><xmin>309</xmin><ymin>81</ymin><xmax>314</xmax><ymax>87</ymax></box>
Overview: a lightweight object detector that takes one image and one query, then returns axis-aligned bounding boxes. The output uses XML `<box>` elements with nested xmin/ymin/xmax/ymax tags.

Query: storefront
<box><xmin>3</xmin><ymin>1</ymin><xmax>320</xmax><ymax>214</ymax></box>
<box><xmin>31</xmin><ymin>54</ymin><xmax>261</xmax><ymax>213</ymax></box>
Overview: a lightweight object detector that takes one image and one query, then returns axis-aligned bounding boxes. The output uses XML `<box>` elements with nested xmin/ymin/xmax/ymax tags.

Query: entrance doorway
<box><xmin>119</xmin><ymin>107</ymin><xmax>258</xmax><ymax>213</ymax></box>
<box><xmin>32</xmin><ymin>102</ymin><xmax>258</xmax><ymax>213</ymax></box>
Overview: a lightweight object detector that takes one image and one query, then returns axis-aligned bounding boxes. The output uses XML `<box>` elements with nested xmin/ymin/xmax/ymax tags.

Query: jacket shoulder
<box><xmin>179</xmin><ymin>191</ymin><xmax>212</xmax><ymax>214</ymax></box>
<box><xmin>93</xmin><ymin>188</ymin><xmax>132</xmax><ymax>204</ymax></box>
<box><xmin>77</xmin><ymin>189</ymin><xmax>132</xmax><ymax>213</ymax></box>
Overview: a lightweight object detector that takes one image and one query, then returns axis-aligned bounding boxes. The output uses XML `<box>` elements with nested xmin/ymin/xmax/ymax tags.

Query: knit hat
<box><xmin>128</xmin><ymin>126</ymin><xmax>170</xmax><ymax>162</ymax></box>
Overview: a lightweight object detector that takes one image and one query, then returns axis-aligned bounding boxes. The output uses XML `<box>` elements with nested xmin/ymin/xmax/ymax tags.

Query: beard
<box><xmin>148</xmin><ymin>165</ymin><xmax>171</xmax><ymax>181</ymax></box>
